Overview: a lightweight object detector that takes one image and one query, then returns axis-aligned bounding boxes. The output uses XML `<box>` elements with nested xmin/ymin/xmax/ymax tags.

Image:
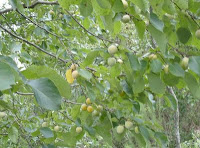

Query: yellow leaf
<box><xmin>66</xmin><ymin>69</ymin><xmax>74</xmax><ymax>84</ymax></box>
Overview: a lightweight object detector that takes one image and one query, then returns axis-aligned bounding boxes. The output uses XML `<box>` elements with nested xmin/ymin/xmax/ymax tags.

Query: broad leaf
<box><xmin>28</xmin><ymin>78</ymin><xmax>62</xmax><ymax>110</ymax></box>
<box><xmin>148</xmin><ymin>73</ymin><xmax>165</xmax><ymax>94</ymax></box>
<box><xmin>189</xmin><ymin>56</ymin><xmax>200</xmax><ymax>76</ymax></box>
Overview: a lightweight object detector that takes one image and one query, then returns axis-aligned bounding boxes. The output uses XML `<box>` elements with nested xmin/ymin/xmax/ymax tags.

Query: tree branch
<box><xmin>65</xmin><ymin>10</ymin><xmax>117</xmax><ymax>44</ymax></box>
<box><xmin>0</xmin><ymin>1</ymin><xmax>59</xmax><ymax>15</ymax></box>
<box><xmin>0</xmin><ymin>23</ymin><xmax>68</xmax><ymax>63</ymax></box>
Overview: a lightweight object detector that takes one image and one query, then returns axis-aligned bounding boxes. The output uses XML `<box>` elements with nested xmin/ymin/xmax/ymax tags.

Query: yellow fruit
<box><xmin>163</xmin><ymin>64</ymin><xmax>169</xmax><ymax>74</ymax></box>
<box><xmin>70</xmin><ymin>64</ymin><xmax>76</xmax><ymax>70</ymax></box>
<box><xmin>42</xmin><ymin>122</ymin><xmax>48</xmax><ymax>127</ymax></box>
<box><xmin>108</xmin><ymin>45</ymin><xmax>118</xmax><ymax>54</ymax></box>
<box><xmin>125</xmin><ymin>121</ymin><xmax>133</xmax><ymax>129</ymax></box>
<box><xmin>180</xmin><ymin>57</ymin><xmax>189</xmax><ymax>69</ymax></box>
<box><xmin>86</xmin><ymin>98</ymin><xmax>91</xmax><ymax>104</ymax></box>
<box><xmin>0</xmin><ymin>112</ymin><xmax>7</xmax><ymax>118</ymax></box>
<box><xmin>92</xmin><ymin>110</ymin><xmax>99</xmax><ymax>116</ymax></box>
<box><xmin>116</xmin><ymin>125</ymin><xmax>124</xmax><ymax>134</ymax></box>
<box><xmin>81</xmin><ymin>104</ymin><xmax>87</xmax><ymax>111</ymax></box>
<box><xmin>195</xmin><ymin>29</ymin><xmax>200</xmax><ymax>39</ymax></box>
<box><xmin>122</xmin><ymin>0</ymin><xmax>128</xmax><ymax>9</ymax></box>
<box><xmin>72</xmin><ymin>70</ymin><xmax>79</xmax><ymax>79</ymax></box>
<box><xmin>76</xmin><ymin>127</ymin><xmax>82</xmax><ymax>133</ymax></box>
<box><xmin>135</xmin><ymin>126</ymin><xmax>139</xmax><ymax>134</ymax></box>
<box><xmin>108</xmin><ymin>57</ymin><xmax>116</xmax><ymax>66</ymax></box>
<box><xmin>49</xmin><ymin>10</ymin><xmax>55</xmax><ymax>15</ymax></box>
<box><xmin>54</xmin><ymin>126</ymin><xmax>60</xmax><ymax>132</ymax></box>
<box><xmin>117</xmin><ymin>59</ymin><xmax>123</xmax><ymax>64</ymax></box>
<box><xmin>122</xmin><ymin>15</ymin><xmax>130</xmax><ymax>23</ymax></box>
<box><xmin>66</xmin><ymin>69</ymin><xmax>74</xmax><ymax>84</ymax></box>
<box><xmin>87</xmin><ymin>106</ymin><xmax>94</xmax><ymax>113</ymax></box>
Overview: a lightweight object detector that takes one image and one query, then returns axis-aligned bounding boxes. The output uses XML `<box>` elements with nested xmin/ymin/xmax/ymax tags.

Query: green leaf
<box><xmin>83</xmin><ymin>51</ymin><xmax>99</xmax><ymax>66</ymax></box>
<box><xmin>175</xmin><ymin>0</ymin><xmax>188</xmax><ymax>10</ymax></box>
<box><xmin>189</xmin><ymin>56</ymin><xmax>200</xmax><ymax>76</ymax></box>
<box><xmin>147</xmin><ymin>25</ymin><xmax>167</xmax><ymax>53</ymax></box>
<box><xmin>112</xmin><ymin>0</ymin><xmax>125</xmax><ymax>13</ymax></box>
<box><xmin>155</xmin><ymin>132</ymin><xmax>168</xmax><ymax>147</ymax></box>
<box><xmin>126</xmin><ymin>53</ymin><xmax>141</xmax><ymax>71</ymax></box>
<box><xmin>184</xmin><ymin>72</ymin><xmax>200</xmax><ymax>99</ymax></box>
<box><xmin>132</xmin><ymin>75</ymin><xmax>145</xmax><ymax>94</ymax></box>
<box><xmin>163</xmin><ymin>73</ymin><xmax>180</xmax><ymax>86</ymax></box>
<box><xmin>150</xmin><ymin>12</ymin><xmax>164</xmax><ymax>32</ymax></box>
<box><xmin>96</xmin><ymin>0</ymin><xmax>111</xmax><ymax>9</ymax></box>
<box><xmin>148</xmin><ymin>73</ymin><xmax>165</xmax><ymax>94</ymax></box>
<box><xmin>78</xmin><ymin>69</ymin><xmax>92</xmax><ymax>80</ymax></box>
<box><xmin>133</xmin><ymin>132</ymin><xmax>146</xmax><ymax>147</ymax></box>
<box><xmin>22</xmin><ymin>66</ymin><xmax>71</xmax><ymax>98</ymax></box>
<box><xmin>95</xmin><ymin>112</ymin><xmax>112</xmax><ymax>145</ymax></box>
<box><xmin>176</xmin><ymin>27</ymin><xmax>191</xmax><ymax>44</ymax></box>
<box><xmin>169</xmin><ymin>63</ymin><xmax>185</xmax><ymax>77</ymax></box>
<box><xmin>80</xmin><ymin>0</ymin><xmax>93</xmax><ymax>17</ymax></box>
<box><xmin>40</xmin><ymin>127</ymin><xmax>54</xmax><ymax>138</ymax></box>
<box><xmin>8</xmin><ymin>0</ymin><xmax>24</xmax><ymax>13</ymax></box>
<box><xmin>150</xmin><ymin>59</ymin><xmax>162</xmax><ymax>73</ymax></box>
<box><xmin>133</xmin><ymin>20</ymin><xmax>145</xmax><ymax>39</ymax></box>
<box><xmin>139</xmin><ymin>126</ymin><xmax>150</xmax><ymax>140</ymax></box>
<box><xmin>8</xmin><ymin>126</ymin><xmax>18</xmax><ymax>144</ymax></box>
<box><xmin>0</xmin><ymin>62</ymin><xmax>15</xmax><ymax>91</ymax></box>
<box><xmin>166</xmin><ymin>94</ymin><xmax>177</xmax><ymax>110</ymax></box>
<box><xmin>129</xmin><ymin>0</ymin><xmax>148</xmax><ymax>12</ymax></box>
<box><xmin>28</xmin><ymin>78</ymin><xmax>62</xmax><ymax>110</ymax></box>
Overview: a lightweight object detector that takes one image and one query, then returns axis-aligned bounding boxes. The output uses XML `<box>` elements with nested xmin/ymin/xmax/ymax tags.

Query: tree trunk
<box><xmin>168</xmin><ymin>87</ymin><xmax>181</xmax><ymax>148</ymax></box>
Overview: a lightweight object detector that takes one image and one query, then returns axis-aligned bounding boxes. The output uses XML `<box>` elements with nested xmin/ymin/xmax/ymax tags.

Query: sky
<box><xmin>0</xmin><ymin>0</ymin><xmax>9</xmax><ymax>8</ymax></box>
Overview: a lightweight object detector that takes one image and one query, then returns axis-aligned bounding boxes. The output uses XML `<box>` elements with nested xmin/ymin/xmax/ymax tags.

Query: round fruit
<box><xmin>49</xmin><ymin>10</ymin><xmax>55</xmax><ymax>15</ymax></box>
<box><xmin>59</xmin><ymin>14</ymin><xmax>63</xmax><ymax>18</ymax></box>
<box><xmin>70</xmin><ymin>64</ymin><xmax>76</xmax><ymax>70</ymax></box>
<box><xmin>97</xmin><ymin>105</ymin><xmax>103</xmax><ymax>112</ymax></box>
<box><xmin>0</xmin><ymin>112</ymin><xmax>7</xmax><ymax>118</ymax></box>
<box><xmin>125</xmin><ymin>121</ymin><xmax>133</xmax><ymax>129</ymax></box>
<box><xmin>86</xmin><ymin>98</ymin><xmax>91</xmax><ymax>105</ymax></box>
<box><xmin>163</xmin><ymin>64</ymin><xmax>169</xmax><ymax>74</ymax></box>
<box><xmin>122</xmin><ymin>0</ymin><xmax>128</xmax><ymax>9</ymax></box>
<box><xmin>117</xmin><ymin>59</ymin><xmax>123</xmax><ymax>64</ymax></box>
<box><xmin>108</xmin><ymin>57</ymin><xmax>116</xmax><ymax>66</ymax></box>
<box><xmin>81</xmin><ymin>104</ymin><xmax>87</xmax><ymax>111</ymax></box>
<box><xmin>54</xmin><ymin>125</ymin><xmax>60</xmax><ymax>132</ymax></box>
<box><xmin>76</xmin><ymin>127</ymin><xmax>82</xmax><ymax>133</ymax></box>
<box><xmin>92</xmin><ymin>110</ymin><xmax>99</xmax><ymax>116</ymax></box>
<box><xmin>122</xmin><ymin>15</ymin><xmax>130</xmax><ymax>23</ymax></box>
<box><xmin>149</xmin><ymin>54</ymin><xmax>157</xmax><ymax>60</ymax></box>
<box><xmin>72</xmin><ymin>70</ymin><xmax>79</xmax><ymax>79</ymax></box>
<box><xmin>87</xmin><ymin>106</ymin><xmax>94</xmax><ymax>113</ymax></box>
<box><xmin>135</xmin><ymin>126</ymin><xmax>139</xmax><ymax>134</ymax></box>
<box><xmin>42</xmin><ymin>122</ymin><xmax>48</xmax><ymax>127</ymax></box>
<box><xmin>181</xmin><ymin>57</ymin><xmax>189</xmax><ymax>69</ymax></box>
<box><xmin>108</xmin><ymin>45</ymin><xmax>118</xmax><ymax>55</ymax></box>
<box><xmin>116</xmin><ymin>125</ymin><xmax>124</xmax><ymax>134</ymax></box>
<box><xmin>195</xmin><ymin>29</ymin><xmax>200</xmax><ymax>39</ymax></box>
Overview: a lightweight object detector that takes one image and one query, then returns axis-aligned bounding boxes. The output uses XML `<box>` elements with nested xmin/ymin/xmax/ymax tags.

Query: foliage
<box><xmin>0</xmin><ymin>0</ymin><xmax>200</xmax><ymax>147</ymax></box>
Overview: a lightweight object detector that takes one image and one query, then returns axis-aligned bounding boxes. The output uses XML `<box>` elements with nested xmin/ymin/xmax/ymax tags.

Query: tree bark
<box><xmin>168</xmin><ymin>87</ymin><xmax>181</xmax><ymax>148</ymax></box>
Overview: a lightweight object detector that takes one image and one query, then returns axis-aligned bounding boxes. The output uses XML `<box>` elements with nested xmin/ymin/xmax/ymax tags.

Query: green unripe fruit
<box><xmin>180</xmin><ymin>57</ymin><xmax>189</xmax><ymax>69</ymax></box>
<box><xmin>149</xmin><ymin>54</ymin><xmax>157</xmax><ymax>60</ymax></box>
<box><xmin>117</xmin><ymin>125</ymin><xmax>124</xmax><ymax>134</ymax></box>
<box><xmin>97</xmin><ymin>105</ymin><xmax>103</xmax><ymax>112</ymax></box>
<box><xmin>195</xmin><ymin>29</ymin><xmax>200</xmax><ymax>39</ymax></box>
<box><xmin>76</xmin><ymin>127</ymin><xmax>82</xmax><ymax>133</ymax></box>
<box><xmin>49</xmin><ymin>10</ymin><xmax>55</xmax><ymax>15</ymax></box>
<box><xmin>108</xmin><ymin>45</ymin><xmax>118</xmax><ymax>55</ymax></box>
<box><xmin>108</xmin><ymin>57</ymin><xmax>116</xmax><ymax>66</ymax></box>
<box><xmin>163</xmin><ymin>64</ymin><xmax>169</xmax><ymax>74</ymax></box>
<box><xmin>122</xmin><ymin>0</ymin><xmax>128</xmax><ymax>9</ymax></box>
<box><xmin>0</xmin><ymin>112</ymin><xmax>7</xmax><ymax>118</ymax></box>
<box><xmin>122</xmin><ymin>15</ymin><xmax>130</xmax><ymax>23</ymax></box>
<box><xmin>59</xmin><ymin>14</ymin><xmax>63</xmax><ymax>18</ymax></box>
<box><xmin>125</xmin><ymin>121</ymin><xmax>133</xmax><ymax>129</ymax></box>
<box><xmin>135</xmin><ymin>126</ymin><xmax>139</xmax><ymax>134</ymax></box>
<box><xmin>42</xmin><ymin>122</ymin><xmax>48</xmax><ymax>127</ymax></box>
<box><xmin>92</xmin><ymin>110</ymin><xmax>99</xmax><ymax>116</ymax></box>
<box><xmin>54</xmin><ymin>126</ymin><xmax>60</xmax><ymax>132</ymax></box>
<box><xmin>72</xmin><ymin>70</ymin><xmax>79</xmax><ymax>79</ymax></box>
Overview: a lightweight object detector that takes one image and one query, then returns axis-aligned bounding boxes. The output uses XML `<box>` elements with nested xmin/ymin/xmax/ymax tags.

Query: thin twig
<box><xmin>65</xmin><ymin>10</ymin><xmax>117</xmax><ymax>44</ymax></box>
<box><xmin>0</xmin><ymin>23</ymin><xmax>68</xmax><ymax>63</ymax></box>
<box><xmin>0</xmin><ymin>1</ymin><xmax>59</xmax><ymax>15</ymax></box>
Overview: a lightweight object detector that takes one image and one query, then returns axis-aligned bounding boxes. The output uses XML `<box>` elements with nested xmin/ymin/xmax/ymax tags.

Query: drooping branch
<box><xmin>0</xmin><ymin>1</ymin><xmax>59</xmax><ymax>15</ymax></box>
<box><xmin>0</xmin><ymin>23</ymin><xmax>68</xmax><ymax>63</ymax></box>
